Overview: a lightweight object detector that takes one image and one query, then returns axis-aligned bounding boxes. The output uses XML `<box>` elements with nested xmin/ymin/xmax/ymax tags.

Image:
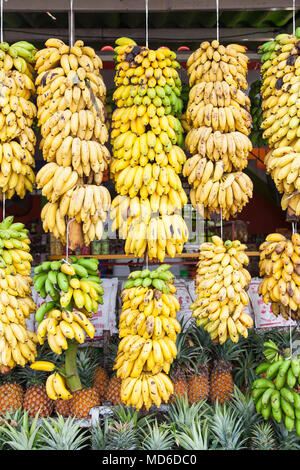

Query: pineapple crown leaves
<box><xmin>105</xmin><ymin>421</ymin><xmax>140</xmax><ymax>451</ymax></box>
<box><xmin>173</xmin><ymin>418</ymin><xmax>212</xmax><ymax>451</ymax></box>
<box><xmin>250</xmin><ymin>421</ymin><xmax>277</xmax><ymax>451</ymax></box>
<box><xmin>39</xmin><ymin>415</ymin><xmax>89</xmax><ymax>451</ymax></box>
<box><xmin>228</xmin><ymin>386</ymin><xmax>259</xmax><ymax>441</ymax></box>
<box><xmin>167</xmin><ymin>394</ymin><xmax>211</xmax><ymax>429</ymax></box>
<box><xmin>233</xmin><ymin>349</ymin><xmax>260</xmax><ymax>390</ymax></box>
<box><xmin>210</xmin><ymin>338</ymin><xmax>243</xmax><ymax>365</ymax></box>
<box><xmin>0</xmin><ymin>411</ymin><xmax>42</xmax><ymax>450</ymax></box>
<box><xmin>0</xmin><ymin>365</ymin><xmax>23</xmax><ymax>386</ymax></box>
<box><xmin>139</xmin><ymin>419</ymin><xmax>174</xmax><ymax>451</ymax></box>
<box><xmin>91</xmin><ymin>419</ymin><xmax>110</xmax><ymax>450</ymax></box>
<box><xmin>273</xmin><ymin>423</ymin><xmax>300</xmax><ymax>451</ymax></box>
<box><xmin>208</xmin><ymin>401</ymin><xmax>248</xmax><ymax>450</ymax></box>
<box><xmin>112</xmin><ymin>404</ymin><xmax>153</xmax><ymax>431</ymax></box>
<box><xmin>171</xmin><ymin>323</ymin><xmax>210</xmax><ymax>377</ymax></box>
<box><xmin>76</xmin><ymin>348</ymin><xmax>100</xmax><ymax>389</ymax></box>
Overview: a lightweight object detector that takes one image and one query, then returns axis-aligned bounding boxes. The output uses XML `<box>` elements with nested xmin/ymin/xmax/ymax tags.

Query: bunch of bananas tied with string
<box><xmin>0</xmin><ymin>41</ymin><xmax>37</xmax><ymax>199</ymax></box>
<box><xmin>258</xmin><ymin>232</ymin><xmax>300</xmax><ymax>321</ymax></box>
<box><xmin>191</xmin><ymin>235</ymin><xmax>253</xmax><ymax>344</ymax></box>
<box><xmin>34</xmin><ymin>37</ymin><xmax>111</xmax><ymax>246</ymax></box>
<box><xmin>110</xmin><ymin>37</ymin><xmax>188</xmax><ymax>260</ymax></box>
<box><xmin>260</xmin><ymin>33</ymin><xmax>300</xmax><ymax>216</ymax></box>
<box><xmin>0</xmin><ymin>216</ymin><xmax>38</xmax><ymax>369</ymax></box>
<box><xmin>183</xmin><ymin>40</ymin><xmax>253</xmax><ymax>220</ymax></box>
<box><xmin>114</xmin><ymin>265</ymin><xmax>181</xmax><ymax>410</ymax></box>
<box><xmin>33</xmin><ymin>256</ymin><xmax>102</xmax><ymax>354</ymax></box>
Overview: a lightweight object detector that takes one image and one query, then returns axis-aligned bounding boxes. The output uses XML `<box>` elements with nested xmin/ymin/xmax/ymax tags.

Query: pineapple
<box><xmin>209</xmin><ymin>341</ymin><xmax>240</xmax><ymax>404</ymax></box>
<box><xmin>170</xmin><ymin>366</ymin><xmax>188</xmax><ymax>402</ymax></box>
<box><xmin>104</xmin><ymin>339</ymin><xmax>121</xmax><ymax>406</ymax></box>
<box><xmin>93</xmin><ymin>366</ymin><xmax>109</xmax><ymax>402</ymax></box>
<box><xmin>0</xmin><ymin>368</ymin><xmax>24</xmax><ymax>414</ymax></box>
<box><xmin>170</xmin><ymin>325</ymin><xmax>211</xmax><ymax>403</ymax></box>
<box><xmin>105</xmin><ymin>374</ymin><xmax>122</xmax><ymax>406</ymax></box>
<box><xmin>20</xmin><ymin>366</ymin><xmax>54</xmax><ymax>418</ymax></box>
<box><xmin>69</xmin><ymin>349</ymin><xmax>100</xmax><ymax>419</ymax></box>
<box><xmin>187</xmin><ymin>351</ymin><xmax>210</xmax><ymax>404</ymax></box>
<box><xmin>54</xmin><ymin>398</ymin><xmax>72</xmax><ymax>418</ymax></box>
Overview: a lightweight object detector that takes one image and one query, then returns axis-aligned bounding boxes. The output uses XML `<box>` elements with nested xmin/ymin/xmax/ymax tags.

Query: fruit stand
<box><xmin>0</xmin><ymin>0</ymin><xmax>298</xmax><ymax>453</ymax></box>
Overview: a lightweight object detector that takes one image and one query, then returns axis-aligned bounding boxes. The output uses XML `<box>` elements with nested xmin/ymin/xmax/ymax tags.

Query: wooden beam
<box><xmin>3</xmin><ymin>27</ymin><xmax>278</xmax><ymax>44</ymax></box>
<box><xmin>48</xmin><ymin>252</ymin><xmax>260</xmax><ymax>260</ymax></box>
<box><xmin>3</xmin><ymin>0</ymin><xmax>299</xmax><ymax>12</ymax></box>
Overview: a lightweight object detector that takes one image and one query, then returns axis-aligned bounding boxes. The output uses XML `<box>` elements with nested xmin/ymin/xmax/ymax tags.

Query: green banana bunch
<box><xmin>0</xmin><ymin>41</ymin><xmax>37</xmax><ymax>64</ymax></box>
<box><xmin>124</xmin><ymin>264</ymin><xmax>175</xmax><ymax>293</ymax></box>
<box><xmin>34</xmin><ymin>257</ymin><xmax>103</xmax><ymax>322</ymax></box>
<box><xmin>252</xmin><ymin>341</ymin><xmax>300</xmax><ymax>435</ymax></box>
<box><xmin>0</xmin><ymin>216</ymin><xmax>32</xmax><ymax>276</ymax></box>
<box><xmin>263</xmin><ymin>340</ymin><xmax>282</xmax><ymax>363</ymax></box>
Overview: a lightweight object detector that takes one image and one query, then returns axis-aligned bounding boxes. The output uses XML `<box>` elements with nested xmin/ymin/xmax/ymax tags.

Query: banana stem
<box><xmin>65</xmin><ymin>340</ymin><xmax>82</xmax><ymax>392</ymax></box>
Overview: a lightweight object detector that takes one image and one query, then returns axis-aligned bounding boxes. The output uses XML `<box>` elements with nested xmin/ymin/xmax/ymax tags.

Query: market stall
<box><xmin>0</xmin><ymin>0</ymin><xmax>298</xmax><ymax>452</ymax></box>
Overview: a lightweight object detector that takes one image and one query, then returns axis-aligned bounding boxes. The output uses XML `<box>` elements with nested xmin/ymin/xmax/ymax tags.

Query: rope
<box><xmin>292</xmin><ymin>0</ymin><xmax>296</xmax><ymax>36</ymax></box>
<box><xmin>2</xmin><ymin>192</ymin><xmax>4</xmax><ymax>221</ymax></box>
<box><xmin>65</xmin><ymin>217</ymin><xmax>75</xmax><ymax>263</ymax></box>
<box><xmin>0</xmin><ymin>0</ymin><xmax>3</xmax><ymax>43</ymax></box>
<box><xmin>216</xmin><ymin>0</ymin><xmax>220</xmax><ymax>42</ymax></box>
<box><xmin>220</xmin><ymin>208</ymin><xmax>223</xmax><ymax>240</ymax></box>
<box><xmin>69</xmin><ymin>0</ymin><xmax>74</xmax><ymax>48</ymax></box>
<box><xmin>145</xmin><ymin>0</ymin><xmax>149</xmax><ymax>48</ymax></box>
<box><xmin>288</xmin><ymin>221</ymin><xmax>297</xmax><ymax>358</ymax></box>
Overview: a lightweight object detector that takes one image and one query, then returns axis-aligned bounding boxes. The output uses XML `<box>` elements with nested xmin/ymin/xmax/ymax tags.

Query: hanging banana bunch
<box><xmin>183</xmin><ymin>40</ymin><xmax>253</xmax><ymax>220</ymax></box>
<box><xmin>114</xmin><ymin>264</ymin><xmax>180</xmax><ymax>410</ymax></box>
<box><xmin>260</xmin><ymin>33</ymin><xmax>300</xmax><ymax>216</ymax></box>
<box><xmin>0</xmin><ymin>216</ymin><xmax>38</xmax><ymax>369</ymax></box>
<box><xmin>110</xmin><ymin>37</ymin><xmax>188</xmax><ymax>261</ymax></box>
<box><xmin>191</xmin><ymin>235</ymin><xmax>253</xmax><ymax>344</ymax></box>
<box><xmin>258</xmin><ymin>232</ymin><xmax>300</xmax><ymax>321</ymax></box>
<box><xmin>0</xmin><ymin>41</ymin><xmax>37</xmax><ymax>199</ymax></box>
<box><xmin>35</xmin><ymin>38</ymin><xmax>111</xmax><ymax>246</ymax></box>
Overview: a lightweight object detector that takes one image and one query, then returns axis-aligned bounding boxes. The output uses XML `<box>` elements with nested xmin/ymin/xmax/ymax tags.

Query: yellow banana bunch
<box><xmin>120</xmin><ymin>371</ymin><xmax>174</xmax><ymax>410</ymax></box>
<box><xmin>46</xmin><ymin>372</ymin><xmax>73</xmax><ymax>400</ymax></box>
<box><xmin>35</xmin><ymin>38</ymin><xmax>111</xmax><ymax>247</ymax></box>
<box><xmin>264</xmin><ymin>147</ymin><xmax>300</xmax><ymax>196</ymax></box>
<box><xmin>41</xmin><ymin>184</ymin><xmax>111</xmax><ymax>245</ymax></box>
<box><xmin>258</xmin><ymin>232</ymin><xmax>300</xmax><ymax>321</ymax></box>
<box><xmin>114</xmin><ymin>266</ymin><xmax>181</xmax><ymax>409</ymax></box>
<box><xmin>260</xmin><ymin>34</ymin><xmax>300</xmax><ymax>216</ymax></box>
<box><xmin>0</xmin><ymin>45</ymin><xmax>37</xmax><ymax>199</ymax></box>
<box><xmin>189</xmin><ymin>170</ymin><xmax>253</xmax><ymax>220</ymax></box>
<box><xmin>37</xmin><ymin>308</ymin><xmax>95</xmax><ymax>354</ymax></box>
<box><xmin>110</xmin><ymin>38</ymin><xmax>188</xmax><ymax>261</ymax></box>
<box><xmin>191</xmin><ymin>235</ymin><xmax>253</xmax><ymax>344</ymax></box>
<box><xmin>186</xmin><ymin>41</ymin><xmax>249</xmax><ymax>89</ymax></box>
<box><xmin>0</xmin><ymin>215</ymin><xmax>37</xmax><ymax>368</ymax></box>
<box><xmin>185</xmin><ymin>41</ymin><xmax>253</xmax><ymax>220</ymax></box>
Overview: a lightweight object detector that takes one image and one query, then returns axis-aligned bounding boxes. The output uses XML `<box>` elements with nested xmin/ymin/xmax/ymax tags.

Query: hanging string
<box><xmin>145</xmin><ymin>0</ymin><xmax>149</xmax><ymax>48</ymax></box>
<box><xmin>0</xmin><ymin>0</ymin><xmax>3</xmax><ymax>43</ymax></box>
<box><xmin>1</xmin><ymin>0</ymin><xmax>4</xmax><ymax>220</ymax></box>
<box><xmin>216</xmin><ymin>0</ymin><xmax>220</xmax><ymax>42</ymax></box>
<box><xmin>292</xmin><ymin>0</ymin><xmax>296</xmax><ymax>36</ymax></box>
<box><xmin>65</xmin><ymin>217</ymin><xmax>75</xmax><ymax>263</ymax></box>
<box><xmin>69</xmin><ymin>0</ymin><xmax>74</xmax><ymax>48</ymax></box>
<box><xmin>288</xmin><ymin>221</ymin><xmax>297</xmax><ymax>358</ymax></box>
<box><xmin>220</xmin><ymin>208</ymin><xmax>223</xmax><ymax>240</ymax></box>
<box><xmin>1</xmin><ymin>195</ymin><xmax>4</xmax><ymax>221</ymax></box>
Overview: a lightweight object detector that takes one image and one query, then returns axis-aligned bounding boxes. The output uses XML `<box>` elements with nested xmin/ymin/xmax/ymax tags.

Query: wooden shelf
<box><xmin>48</xmin><ymin>251</ymin><xmax>260</xmax><ymax>260</ymax></box>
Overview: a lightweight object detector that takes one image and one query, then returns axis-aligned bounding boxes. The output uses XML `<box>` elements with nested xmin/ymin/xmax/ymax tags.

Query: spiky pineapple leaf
<box><xmin>39</xmin><ymin>415</ymin><xmax>89</xmax><ymax>450</ymax></box>
<box><xmin>140</xmin><ymin>419</ymin><xmax>174</xmax><ymax>450</ymax></box>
